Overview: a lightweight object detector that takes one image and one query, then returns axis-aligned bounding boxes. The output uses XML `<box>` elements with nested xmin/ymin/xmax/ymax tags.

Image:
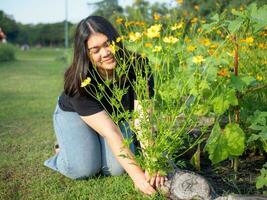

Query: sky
<box><xmin>0</xmin><ymin>0</ymin><xmax>174</xmax><ymax>24</ymax></box>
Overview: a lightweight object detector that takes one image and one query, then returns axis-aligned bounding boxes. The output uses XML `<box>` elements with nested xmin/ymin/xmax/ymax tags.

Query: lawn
<box><xmin>0</xmin><ymin>48</ymin><xmax>161</xmax><ymax>200</ymax></box>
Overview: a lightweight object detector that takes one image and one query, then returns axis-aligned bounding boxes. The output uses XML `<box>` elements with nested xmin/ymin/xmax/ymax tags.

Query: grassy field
<box><xmin>0</xmin><ymin>48</ymin><xmax>162</xmax><ymax>200</ymax></box>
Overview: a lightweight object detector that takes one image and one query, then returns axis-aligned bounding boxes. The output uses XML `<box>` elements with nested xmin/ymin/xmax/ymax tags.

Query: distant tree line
<box><xmin>0</xmin><ymin>0</ymin><xmax>265</xmax><ymax>47</ymax></box>
<box><xmin>0</xmin><ymin>10</ymin><xmax>75</xmax><ymax>47</ymax></box>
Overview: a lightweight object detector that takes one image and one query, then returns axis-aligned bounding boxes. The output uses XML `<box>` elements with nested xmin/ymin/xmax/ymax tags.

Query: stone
<box><xmin>159</xmin><ymin>169</ymin><xmax>267</xmax><ymax>200</ymax></box>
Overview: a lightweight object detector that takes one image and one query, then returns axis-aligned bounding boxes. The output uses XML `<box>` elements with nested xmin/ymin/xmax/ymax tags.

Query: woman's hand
<box><xmin>132</xmin><ymin>171</ymin><xmax>156</xmax><ymax>196</ymax></box>
<box><xmin>145</xmin><ymin>170</ymin><xmax>168</xmax><ymax>189</ymax></box>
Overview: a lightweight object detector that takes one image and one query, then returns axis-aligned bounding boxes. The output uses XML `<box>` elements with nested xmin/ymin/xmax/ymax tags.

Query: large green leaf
<box><xmin>228</xmin><ymin>18</ymin><xmax>244</xmax><ymax>33</ymax></box>
<box><xmin>250</xmin><ymin>4</ymin><xmax>267</xmax><ymax>32</ymax></box>
<box><xmin>247</xmin><ymin>110</ymin><xmax>267</xmax><ymax>152</ymax></box>
<box><xmin>205</xmin><ymin>123</ymin><xmax>228</xmax><ymax>164</ymax></box>
<box><xmin>230</xmin><ymin>75</ymin><xmax>255</xmax><ymax>91</ymax></box>
<box><xmin>224</xmin><ymin>123</ymin><xmax>245</xmax><ymax>156</ymax></box>
<box><xmin>256</xmin><ymin>166</ymin><xmax>267</xmax><ymax>189</ymax></box>
<box><xmin>205</xmin><ymin>123</ymin><xmax>245</xmax><ymax>164</ymax></box>
<box><xmin>212</xmin><ymin>89</ymin><xmax>238</xmax><ymax>115</ymax></box>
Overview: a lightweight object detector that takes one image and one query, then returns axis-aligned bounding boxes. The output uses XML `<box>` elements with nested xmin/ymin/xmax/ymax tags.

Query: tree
<box><xmin>89</xmin><ymin>0</ymin><xmax>123</xmax><ymax>21</ymax></box>
<box><xmin>0</xmin><ymin>10</ymin><xmax>19</xmax><ymax>43</ymax></box>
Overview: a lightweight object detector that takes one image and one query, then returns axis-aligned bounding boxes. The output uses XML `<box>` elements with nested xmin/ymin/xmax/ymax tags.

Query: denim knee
<box><xmin>62</xmin><ymin>161</ymin><xmax>101</xmax><ymax>180</ymax></box>
<box><xmin>102</xmin><ymin>163</ymin><xmax>125</xmax><ymax>176</ymax></box>
<box><xmin>109</xmin><ymin>166</ymin><xmax>125</xmax><ymax>176</ymax></box>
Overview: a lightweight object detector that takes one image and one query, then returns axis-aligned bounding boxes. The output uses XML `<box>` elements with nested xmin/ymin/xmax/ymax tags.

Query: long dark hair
<box><xmin>64</xmin><ymin>16</ymin><xmax>124</xmax><ymax>96</ymax></box>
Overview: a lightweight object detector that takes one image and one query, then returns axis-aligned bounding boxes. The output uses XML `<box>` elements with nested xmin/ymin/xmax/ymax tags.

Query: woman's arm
<box><xmin>80</xmin><ymin>110</ymin><xmax>156</xmax><ymax>195</ymax></box>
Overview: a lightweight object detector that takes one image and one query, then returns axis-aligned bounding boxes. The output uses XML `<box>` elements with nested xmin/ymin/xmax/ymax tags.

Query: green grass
<box><xmin>0</xmin><ymin>48</ymin><xmax>164</xmax><ymax>200</ymax></box>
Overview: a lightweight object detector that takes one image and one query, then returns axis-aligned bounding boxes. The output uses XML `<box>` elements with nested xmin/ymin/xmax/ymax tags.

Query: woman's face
<box><xmin>87</xmin><ymin>32</ymin><xmax>116</xmax><ymax>71</ymax></box>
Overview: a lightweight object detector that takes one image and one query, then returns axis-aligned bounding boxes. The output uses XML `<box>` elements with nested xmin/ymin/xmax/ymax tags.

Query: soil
<box><xmin>181</xmin><ymin>151</ymin><xmax>267</xmax><ymax>196</ymax></box>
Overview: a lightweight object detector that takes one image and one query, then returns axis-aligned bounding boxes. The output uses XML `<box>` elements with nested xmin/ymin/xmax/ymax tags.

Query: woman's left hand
<box><xmin>145</xmin><ymin>170</ymin><xmax>168</xmax><ymax>189</ymax></box>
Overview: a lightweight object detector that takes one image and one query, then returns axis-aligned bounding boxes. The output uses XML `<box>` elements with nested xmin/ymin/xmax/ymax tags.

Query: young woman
<box><xmin>44</xmin><ymin>16</ymin><xmax>166</xmax><ymax>195</ymax></box>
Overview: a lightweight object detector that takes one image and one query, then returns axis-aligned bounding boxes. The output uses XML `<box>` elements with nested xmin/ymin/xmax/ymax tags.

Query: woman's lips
<box><xmin>102</xmin><ymin>57</ymin><xmax>115</xmax><ymax>63</ymax></box>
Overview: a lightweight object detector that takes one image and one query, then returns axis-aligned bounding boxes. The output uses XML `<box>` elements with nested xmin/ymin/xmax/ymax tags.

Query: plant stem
<box><xmin>233</xmin><ymin>35</ymin><xmax>240</xmax><ymax>174</ymax></box>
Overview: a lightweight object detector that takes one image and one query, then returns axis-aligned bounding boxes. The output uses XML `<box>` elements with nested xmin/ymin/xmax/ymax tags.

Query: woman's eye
<box><xmin>91</xmin><ymin>48</ymin><xmax>100</xmax><ymax>54</ymax></box>
<box><xmin>104</xmin><ymin>41</ymin><xmax>110</xmax><ymax>47</ymax></box>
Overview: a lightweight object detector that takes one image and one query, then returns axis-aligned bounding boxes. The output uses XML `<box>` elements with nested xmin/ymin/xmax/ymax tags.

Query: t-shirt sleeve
<box><xmin>70</xmin><ymin>93</ymin><xmax>104</xmax><ymax>116</ymax></box>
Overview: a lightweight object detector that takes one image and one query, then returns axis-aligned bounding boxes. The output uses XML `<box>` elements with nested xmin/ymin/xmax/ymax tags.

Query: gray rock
<box><xmin>214</xmin><ymin>195</ymin><xmax>267</xmax><ymax>200</ymax></box>
<box><xmin>159</xmin><ymin>169</ymin><xmax>267</xmax><ymax>200</ymax></box>
<box><xmin>160</xmin><ymin>169</ymin><xmax>217</xmax><ymax>200</ymax></box>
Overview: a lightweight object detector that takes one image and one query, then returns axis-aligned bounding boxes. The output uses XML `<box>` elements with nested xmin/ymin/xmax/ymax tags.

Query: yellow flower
<box><xmin>128</xmin><ymin>32</ymin><xmax>142</xmax><ymax>42</ymax></box>
<box><xmin>226</xmin><ymin>50</ymin><xmax>235</xmax><ymax>57</ymax></box>
<box><xmin>146</xmin><ymin>24</ymin><xmax>162</xmax><ymax>38</ymax></box>
<box><xmin>210</xmin><ymin>44</ymin><xmax>218</xmax><ymax>49</ymax></box>
<box><xmin>144</xmin><ymin>42</ymin><xmax>152</xmax><ymax>48</ymax></box>
<box><xmin>116</xmin><ymin>36</ymin><xmax>124</xmax><ymax>43</ymax></box>
<box><xmin>153</xmin><ymin>13</ymin><xmax>161</xmax><ymax>21</ymax></box>
<box><xmin>231</xmin><ymin>8</ymin><xmax>237</xmax><ymax>14</ymax></box>
<box><xmin>184</xmin><ymin>37</ymin><xmax>191</xmax><ymax>43</ymax></box>
<box><xmin>81</xmin><ymin>77</ymin><xmax>91</xmax><ymax>87</ymax></box>
<box><xmin>176</xmin><ymin>0</ymin><xmax>183</xmax><ymax>4</ymax></box>
<box><xmin>115</xmin><ymin>17</ymin><xmax>123</xmax><ymax>25</ymax></box>
<box><xmin>171</xmin><ymin>22</ymin><xmax>183</xmax><ymax>30</ymax></box>
<box><xmin>194</xmin><ymin>5</ymin><xmax>200</xmax><ymax>11</ymax></box>
<box><xmin>197</xmin><ymin>28</ymin><xmax>203</xmax><ymax>33</ymax></box>
<box><xmin>192</xmin><ymin>55</ymin><xmax>205</xmax><ymax>64</ymax></box>
<box><xmin>258</xmin><ymin>43</ymin><xmax>266</xmax><ymax>49</ymax></box>
<box><xmin>191</xmin><ymin>17</ymin><xmax>198</xmax><ymax>24</ymax></box>
<box><xmin>187</xmin><ymin>45</ymin><xmax>197</xmax><ymax>52</ymax></box>
<box><xmin>109</xmin><ymin>41</ymin><xmax>118</xmax><ymax>54</ymax></box>
<box><xmin>256</xmin><ymin>74</ymin><xmax>263</xmax><ymax>81</ymax></box>
<box><xmin>201</xmin><ymin>19</ymin><xmax>206</xmax><ymax>24</ymax></box>
<box><xmin>152</xmin><ymin>45</ymin><xmax>162</xmax><ymax>52</ymax></box>
<box><xmin>216</xmin><ymin>30</ymin><xmax>222</xmax><ymax>35</ymax></box>
<box><xmin>135</xmin><ymin>21</ymin><xmax>145</xmax><ymax>27</ymax></box>
<box><xmin>163</xmin><ymin>36</ymin><xmax>179</xmax><ymax>44</ymax></box>
<box><xmin>245</xmin><ymin>36</ymin><xmax>254</xmax><ymax>44</ymax></box>
<box><xmin>141</xmin><ymin>53</ymin><xmax>147</xmax><ymax>58</ymax></box>
<box><xmin>125</xmin><ymin>21</ymin><xmax>134</xmax><ymax>28</ymax></box>
<box><xmin>199</xmin><ymin>38</ymin><xmax>211</xmax><ymax>46</ymax></box>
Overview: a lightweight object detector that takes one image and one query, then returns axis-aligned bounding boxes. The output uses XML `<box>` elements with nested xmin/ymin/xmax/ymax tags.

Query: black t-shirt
<box><xmin>58</xmin><ymin>57</ymin><xmax>154</xmax><ymax>117</ymax></box>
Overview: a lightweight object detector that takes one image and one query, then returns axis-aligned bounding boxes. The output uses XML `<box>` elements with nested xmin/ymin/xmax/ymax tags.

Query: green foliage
<box><xmin>212</xmin><ymin>89</ymin><xmax>238</xmax><ymax>115</ymax></box>
<box><xmin>247</xmin><ymin>110</ymin><xmax>267</xmax><ymax>152</ymax></box>
<box><xmin>256</xmin><ymin>163</ymin><xmax>267</xmax><ymax>191</ymax></box>
<box><xmin>205</xmin><ymin>123</ymin><xmax>245</xmax><ymax>164</ymax></box>
<box><xmin>0</xmin><ymin>10</ymin><xmax>19</xmax><ymax>42</ymax></box>
<box><xmin>90</xmin><ymin>0</ymin><xmax>123</xmax><ymax>21</ymax></box>
<box><xmin>0</xmin><ymin>43</ymin><xmax>15</xmax><ymax>62</ymax></box>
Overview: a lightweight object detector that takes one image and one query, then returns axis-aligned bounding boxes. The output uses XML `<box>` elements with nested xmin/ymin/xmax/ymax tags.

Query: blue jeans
<box><xmin>44</xmin><ymin>103</ymin><xmax>135</xmax><ymax>179</ymax></box>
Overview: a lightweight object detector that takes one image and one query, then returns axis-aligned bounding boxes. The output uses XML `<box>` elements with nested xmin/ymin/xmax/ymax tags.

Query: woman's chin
<box><xmin>102</xmin><ymin>61</ymin><xmax>116</xmax><ymax>70</ymax></box>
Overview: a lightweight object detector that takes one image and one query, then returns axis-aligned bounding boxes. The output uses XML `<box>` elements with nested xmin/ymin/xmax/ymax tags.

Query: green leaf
<box><xmin>212</xmin><ymin>89</ymin><xmax>238</xmax><ymax>115</ymax></box>
<box><xmin>211</xmin><ymin>14</ymin><xmax>219</xmax><ymax>22</ymax></box>
<box><xmin>248</xmin><ymin>110</ymin><xmax>267</xmax><ymax>126</ymax></box>
<box><xmin>228</xmin><ymin>18</ymin><xmax>244</xmax><ymax>33</ymax></box>
<box><xmin>202</xmin><ymin>22</ymin><xmax>218</xmax><ymax>32</ymax></box>
<box><xmin>231</xmin><ymin>9</ymin><xmax>246</xmax><ymax>18</ymax></box>
<box><xmin>205</xmin><ymin>123</ymin><xmax>245</xmax><ymax>164</ymax></box>
<box><xmin>194</xmin><ymin>104</ymin><xmax>209</xmax><ymax>116</ymax></box>
<box><xmin>230</xmin><ymin>75</ymin><xmax>255</xmax><ymax>91</ymax></box>
<box><xmin>224</xmin><ymin>123</ymin><xmax>245</xmax><ymax>156</ymax></box>
<box><xmin>256</xmin><ymin>166</ymin><xmax>267</xmax><ymax>189</ymax></box>
<box><xmin>205</xmin><ymin>123</ymin><xmax>228</xmax><ymax>164</ymax></box>
<box><xmin>190</xmin><ymin>144</ymin><xmax>201</xmax><ymax>171</ymax></box>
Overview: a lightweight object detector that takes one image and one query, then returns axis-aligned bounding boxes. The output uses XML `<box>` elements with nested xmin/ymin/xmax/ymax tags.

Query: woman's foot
<box><xmin>54</xmin><ymin>143</ymin><xmax>60</xmax><ymax>154</ymax></box>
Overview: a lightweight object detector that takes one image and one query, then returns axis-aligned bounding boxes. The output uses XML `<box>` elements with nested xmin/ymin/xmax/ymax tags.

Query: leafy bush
<box><xmin>0</xmin><ymin>43</ymin><xmax>16</xmax><ymax>62</ymax></box>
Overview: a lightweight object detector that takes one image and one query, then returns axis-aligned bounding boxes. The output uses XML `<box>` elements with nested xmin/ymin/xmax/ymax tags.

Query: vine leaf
<box><xmin>205</xmin><ymin>123</ymin><xmax>245</xmax><ymax>164</ymax></box>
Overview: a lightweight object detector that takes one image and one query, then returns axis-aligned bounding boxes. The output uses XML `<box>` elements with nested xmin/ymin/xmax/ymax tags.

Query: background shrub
<box><xmin>0</xmin><ymin>43</ymin><xmax>15</xmax><ymax>62</ymax></box>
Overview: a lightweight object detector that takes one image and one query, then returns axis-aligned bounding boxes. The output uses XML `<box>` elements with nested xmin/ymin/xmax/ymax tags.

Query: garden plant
<box><xmin>80</xmin><ymin>2</ymin><xmax>267</xmax><ymax>198</ymax></box>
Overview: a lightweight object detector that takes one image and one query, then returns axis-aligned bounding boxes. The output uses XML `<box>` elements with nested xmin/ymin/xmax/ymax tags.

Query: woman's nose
<box><xmin>101</xmin><ymin>46</ymin><xmax>111</xmax><ymax>57</ymax></box>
